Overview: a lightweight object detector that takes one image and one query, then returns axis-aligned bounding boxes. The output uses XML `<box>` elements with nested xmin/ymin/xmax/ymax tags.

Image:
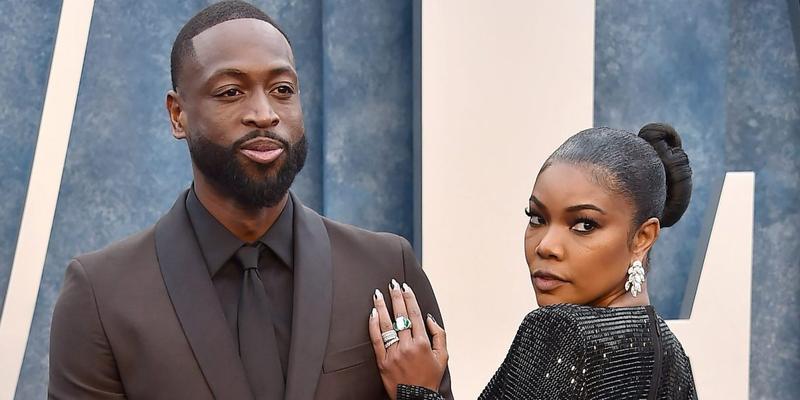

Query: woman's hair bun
<box><xmin>638</xmin><ymin>123</ymin><xmax>692</xmax><ymax>227</ymax></box>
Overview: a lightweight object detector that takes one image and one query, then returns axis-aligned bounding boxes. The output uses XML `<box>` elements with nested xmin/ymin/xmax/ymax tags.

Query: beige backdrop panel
<box><xmin>421</xmin><ymin>1</ymin><xmax>595</xmax><ymax>397</ymax></box>
<box><xmin>667</xmin><ymin>172</ymin><xmax>753</xmax><ymax>399</ymax></box>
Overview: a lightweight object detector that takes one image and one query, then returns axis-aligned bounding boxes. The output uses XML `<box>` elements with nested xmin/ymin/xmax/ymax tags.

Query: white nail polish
<box><xmin>402</xmin><ymin>283</ymin><xmax>412</xmax><ymax>292</ymax></box>
<box><xmin>390</xmin><ymin>279</ymin><xmax>399</xmax><ymax>290</ymax></box>
<box><xmin>374</xmin><ymin>289</ymin><xmax>383</xmax><ymax>300</ymax></box>
<box><xmin>371</xmin><ymin>307</ymin><xmax>377</xmax><ymax>318</ymax></box>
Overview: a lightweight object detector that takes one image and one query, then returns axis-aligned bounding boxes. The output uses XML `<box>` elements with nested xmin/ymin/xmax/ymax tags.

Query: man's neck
<box><xmin>193</xmin><ymin>174</ymin><xmax>288</xmax><ymax>243</ymax></box>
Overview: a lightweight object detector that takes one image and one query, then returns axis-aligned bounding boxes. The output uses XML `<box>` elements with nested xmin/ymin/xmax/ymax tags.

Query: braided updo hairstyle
<box><xmin>541</xmin><ymin>123</ymin><xmax>692</xmax><ymax>230</ymax></box>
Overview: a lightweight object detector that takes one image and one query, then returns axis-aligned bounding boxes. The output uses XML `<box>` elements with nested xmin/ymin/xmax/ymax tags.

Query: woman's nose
<box><xmin>535</xmin><ymin>227</ymin><xmax>565</xmax><ymax>260</ymax></box>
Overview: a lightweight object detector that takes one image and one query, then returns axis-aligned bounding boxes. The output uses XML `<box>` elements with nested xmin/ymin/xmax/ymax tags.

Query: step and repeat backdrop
<box><xmin>0</xmin><ymin>1</ymin><xmax>797</xmax><ymax>399</ymax></box>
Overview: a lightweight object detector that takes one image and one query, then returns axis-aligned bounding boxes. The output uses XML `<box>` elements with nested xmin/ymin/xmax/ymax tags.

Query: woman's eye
<box><xmin>525</xmin><ymin>208</ymin><xmax>545</xmax><ymax>226</ymax></box>
<box><xmin>571</xmin><ymin>220</ymin><xmax>598</xmax><ymax>233</ymax></box>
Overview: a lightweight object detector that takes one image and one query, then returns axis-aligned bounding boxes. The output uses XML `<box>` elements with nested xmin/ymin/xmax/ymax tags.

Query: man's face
<box><xmin>169</xmin><ymin>18</ymin><xmax>306</xmax><ymax>208</ymax></box>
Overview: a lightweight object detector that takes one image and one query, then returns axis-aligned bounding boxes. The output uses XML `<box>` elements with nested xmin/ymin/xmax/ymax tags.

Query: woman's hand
<box><xmin>369</xmin><ymin>279</ymin><xmax>448</xmax><ymax>400</ymax></box>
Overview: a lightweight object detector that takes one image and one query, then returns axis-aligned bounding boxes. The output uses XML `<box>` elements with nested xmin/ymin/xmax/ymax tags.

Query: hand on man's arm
<box><xmin>399</xmin><ymin>237</ymin><xmax>454</xmax><ymax>400</ymax></box>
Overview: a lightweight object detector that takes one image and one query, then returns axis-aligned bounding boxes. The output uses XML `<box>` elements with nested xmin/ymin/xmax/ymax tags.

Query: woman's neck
<box><xmin>590</xmin><ymin>283</ymin><xmax>651</xmax><ymax>308</ymax></box>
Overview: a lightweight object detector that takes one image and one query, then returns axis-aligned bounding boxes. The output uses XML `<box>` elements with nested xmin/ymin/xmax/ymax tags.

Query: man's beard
<box><xmin>187</xmin><ymin>130</ymin><xmax>307</xmax><ymax>209</ymax></box>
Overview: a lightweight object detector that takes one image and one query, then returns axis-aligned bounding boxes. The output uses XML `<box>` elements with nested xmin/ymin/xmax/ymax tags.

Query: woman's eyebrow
<box><xmin>530</xmin><ymin>196</ymin><xmax>546</xmax><ymax>210</ymax></box>
<box><xmin>565</xmin><ymin>203</ymin><xmax>606</xmax><ymax>214</ymax></box>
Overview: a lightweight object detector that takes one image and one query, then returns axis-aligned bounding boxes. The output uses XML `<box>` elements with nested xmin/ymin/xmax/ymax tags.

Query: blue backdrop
<box><xmin>595</xmin><ymin>1</ymin><xmax>800</xmax><ymax>398</ymax></box>
<box><xmin>0</xmin><ymin>0</ymin><xmax>62</xmax><ymax>323</ymax></box>
<box><xmin>0</xmin><ymin>1</ymin><xmax>796</xmax><ymax>399</ymax></box>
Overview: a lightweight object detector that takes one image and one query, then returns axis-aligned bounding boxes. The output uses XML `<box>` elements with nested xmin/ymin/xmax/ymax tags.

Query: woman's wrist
<box><xmin>397</xmin><ymin>384</ymin><xmax>441</xmax><ymax>399</ymax></box>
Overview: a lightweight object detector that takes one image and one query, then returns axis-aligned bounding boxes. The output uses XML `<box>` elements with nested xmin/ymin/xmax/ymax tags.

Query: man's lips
<box><xmin>239</xmin><ymin>137</ymin><xmax>285</xmax><ymax>164</ymax></box>
<box><xmin>532</xmin><ymin>270</ymin><xmax>569</xmax><ymax>292</ymax></box>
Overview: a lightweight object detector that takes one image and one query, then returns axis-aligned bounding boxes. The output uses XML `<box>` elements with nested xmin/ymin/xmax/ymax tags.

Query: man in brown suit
<box><xmin>48</xmin><ymin>1</ymin><xmax>452</xmax><ymax>399</ymax></box>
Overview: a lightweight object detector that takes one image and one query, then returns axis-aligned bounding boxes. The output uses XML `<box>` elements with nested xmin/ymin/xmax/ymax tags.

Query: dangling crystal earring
<box><xmin>625</xmin><ymin>260</ymin><xmax>645</xmax><ymax>297</ymax></box>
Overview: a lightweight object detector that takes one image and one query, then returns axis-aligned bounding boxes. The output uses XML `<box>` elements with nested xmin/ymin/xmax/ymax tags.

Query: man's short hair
<box><xmin>170</xmin><ymin>0</ymin><xmax>291</xmax><ymax>90</ymax></box>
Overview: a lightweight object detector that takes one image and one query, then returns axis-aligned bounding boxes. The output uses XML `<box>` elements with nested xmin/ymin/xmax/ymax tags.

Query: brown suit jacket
<box><xmin>49</xmin><ymin>190</ymin><xmax>453</xmax><ymax>400</ymax></box>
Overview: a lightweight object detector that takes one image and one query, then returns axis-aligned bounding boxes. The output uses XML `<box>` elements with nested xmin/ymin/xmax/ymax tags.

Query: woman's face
<box><xmin>524</xmin><ymin>162</ymin><xmax>657</xmax><ymax>307</ymax></box>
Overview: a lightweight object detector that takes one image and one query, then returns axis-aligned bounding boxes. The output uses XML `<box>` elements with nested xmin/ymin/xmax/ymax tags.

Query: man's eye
<box><xmin>571</xmin><ymin>219</ymin><xmax>598</xmax><ymax>233</ymax></box>
<box><xmin>273</xmin><ymin>85</ymin><xmax>295</xmax><ymax>95</ymax></box>
<box><xmin>218</xmin><ymin>88</ymin><xmax>242</xmax><ymax>97</ymax></box>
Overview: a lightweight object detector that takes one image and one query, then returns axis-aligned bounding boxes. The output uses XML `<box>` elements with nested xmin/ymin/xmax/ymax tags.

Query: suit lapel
<box><xmin>284</xmin><ymin>192</ymin><xmax>333</xmax><ymax>400</ymax></box>
<box><xmin>155</xmin><ymin>190</ymin><xmax>254</xmax><ymax>400</ymax></box>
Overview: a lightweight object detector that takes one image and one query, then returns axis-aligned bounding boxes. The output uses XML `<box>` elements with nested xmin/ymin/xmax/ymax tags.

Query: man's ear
<box><xmin>166</xmin><ymin>90</ymin><xmax>187</xmax><ymax>140</ymax></box>
<box><xmin>632</xmin><ymin>217</ymin><xmax>660</xmax><ymax>261</ymax></box>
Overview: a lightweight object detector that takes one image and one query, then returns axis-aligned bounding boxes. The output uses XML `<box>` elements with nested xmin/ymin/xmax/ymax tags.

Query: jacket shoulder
<box><xmin>320</xmin><ymin>215</ymin><xmax>409</xmax><ymax>249</ymax></box>
<box><xmin>72</xmin><ymin>225</ymin><xmax>156</xmax><ymax>275</ymax></box>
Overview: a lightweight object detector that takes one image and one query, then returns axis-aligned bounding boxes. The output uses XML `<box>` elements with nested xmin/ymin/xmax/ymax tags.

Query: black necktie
<box><xmin>235</xmin><ymin>244</ymin><xmax>285</xmax><ymax>399</ymax></box>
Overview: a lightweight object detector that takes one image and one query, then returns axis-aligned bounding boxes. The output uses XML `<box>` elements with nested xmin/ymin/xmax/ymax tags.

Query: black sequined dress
<box><xmin>399</xmin><ymin>304</ymin><xmax>697</xmax><ymax>399</ymax></box>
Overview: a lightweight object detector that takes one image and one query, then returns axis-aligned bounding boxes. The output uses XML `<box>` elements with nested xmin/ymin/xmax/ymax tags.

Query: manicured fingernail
<box><xmin>371</xmin><ymin>308</ymin><xmax>377</xmax><ymax>319</ymax></box>
<box><xmin>402</xmin><ymin>282</ymin><xmax>412</xmax><ymax>293</ymax></box>
<box><xmin>427</xmin><ymin>313</ymin><xmax>437</xmax><ymax>324</ymax></box>
<box><xmin>390</xmin><ymin>279</ymin><xmax>400</xmax><ymax>290</ymax></box>
<box><xmin>374</xmin><ymin>289</ymin><xmax>383</xmax><ymax>300</ymax></box>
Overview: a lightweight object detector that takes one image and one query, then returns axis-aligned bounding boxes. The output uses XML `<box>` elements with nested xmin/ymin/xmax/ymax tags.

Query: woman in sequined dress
<box><xmin>368</xmin><ymin>123</ymin><xmax>698</xmax><ymax>399</ymax></box>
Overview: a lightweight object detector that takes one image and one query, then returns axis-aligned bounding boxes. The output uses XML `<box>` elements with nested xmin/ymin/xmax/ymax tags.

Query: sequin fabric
<box><xmin>398</xmin><ymin>304</ymin><xmax>697</xmax><ymax>399</ymax></box>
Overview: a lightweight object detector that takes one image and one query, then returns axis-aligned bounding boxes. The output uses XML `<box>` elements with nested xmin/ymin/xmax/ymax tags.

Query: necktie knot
<box><xmin>234</xmin><ymin>244</ymin><xmax>261</xmax><ymax>271</ymax></box>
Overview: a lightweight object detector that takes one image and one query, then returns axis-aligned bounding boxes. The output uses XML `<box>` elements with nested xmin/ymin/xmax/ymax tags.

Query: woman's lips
<box><xmin>532</xmin><ymin>271</ymin><xmax>569</xmax><ymax>292</ymax></box>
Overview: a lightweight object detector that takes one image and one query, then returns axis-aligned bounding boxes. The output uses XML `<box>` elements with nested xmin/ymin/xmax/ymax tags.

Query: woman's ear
<box><xmin>632</xmin><ymin>217</ymin><xmax>660</xmax><ymax>261</ymax></box>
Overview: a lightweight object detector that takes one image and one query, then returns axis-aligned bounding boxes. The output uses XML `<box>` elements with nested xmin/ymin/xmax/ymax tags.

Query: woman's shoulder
<box><xmin>516</xmin><ymin>304</ymin><xmax>591</xmax><ymax>344</ymax></box>
<box><xmin>506</xmin><ymin>305</ymin><xmax>695</xmax><ymax>398</ymax></box>
<box><xmin>521</xmin><ymin>305</ymin><xmax>688</xmax><ymax>359</ymax></box>
<box><xmin>520</xmin><ymin>304</ymin><xmax>589</xmax><ymax>333</ymax></box>
<box><xmin>524</xmin><ymin>303</ymin><xmax>651</xmax><ymax>322</ymax></box>
<box><xmin>521</xmin><ymin>304</ymin><xmax>656</xmax><ymax>338</ymax></box>
<box><xmin>522</xmin><ymin>304</ymin><xmax>584</xmax><ymax>326</ymax></box>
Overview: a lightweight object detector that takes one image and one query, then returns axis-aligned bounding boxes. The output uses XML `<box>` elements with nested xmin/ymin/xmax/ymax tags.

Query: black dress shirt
<box><xmin>185</xmin><ymin>188</ymin><xmax>294</xmax><ymax>377</ymax></box>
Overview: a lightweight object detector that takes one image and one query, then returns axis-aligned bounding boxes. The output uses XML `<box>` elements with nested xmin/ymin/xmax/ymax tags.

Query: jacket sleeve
<box><xmin>399</xmin><ymin>237</ymin><xmax>454</xmax><ymax>400</ymax></box>
<box><xmin>49</xmin><ymin>259</ymin><xmax>126</xmax><ymax>399</ymax></box>
<box><xmin>397</xmin><ymin>384</ymin><xmax>445</xmax><ymax>399</ymax></box>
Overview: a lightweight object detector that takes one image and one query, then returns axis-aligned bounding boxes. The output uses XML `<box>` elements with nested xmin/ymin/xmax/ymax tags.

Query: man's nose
<box><xmin>535</xmin><ymin>227</ymin><xmax>565</xmax><ymax>260</ymax></box>
<box><xmin>242</xmin><ymin>91</ymin><xmax>279</xmax><ymax>129</ymax></box>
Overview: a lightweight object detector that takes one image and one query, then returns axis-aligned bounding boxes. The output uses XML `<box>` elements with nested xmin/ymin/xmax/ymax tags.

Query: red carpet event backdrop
<box><xmin>0</xmin><ymin>1</ymin><xmax>797</xmax><ymax>399</ymax></box>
